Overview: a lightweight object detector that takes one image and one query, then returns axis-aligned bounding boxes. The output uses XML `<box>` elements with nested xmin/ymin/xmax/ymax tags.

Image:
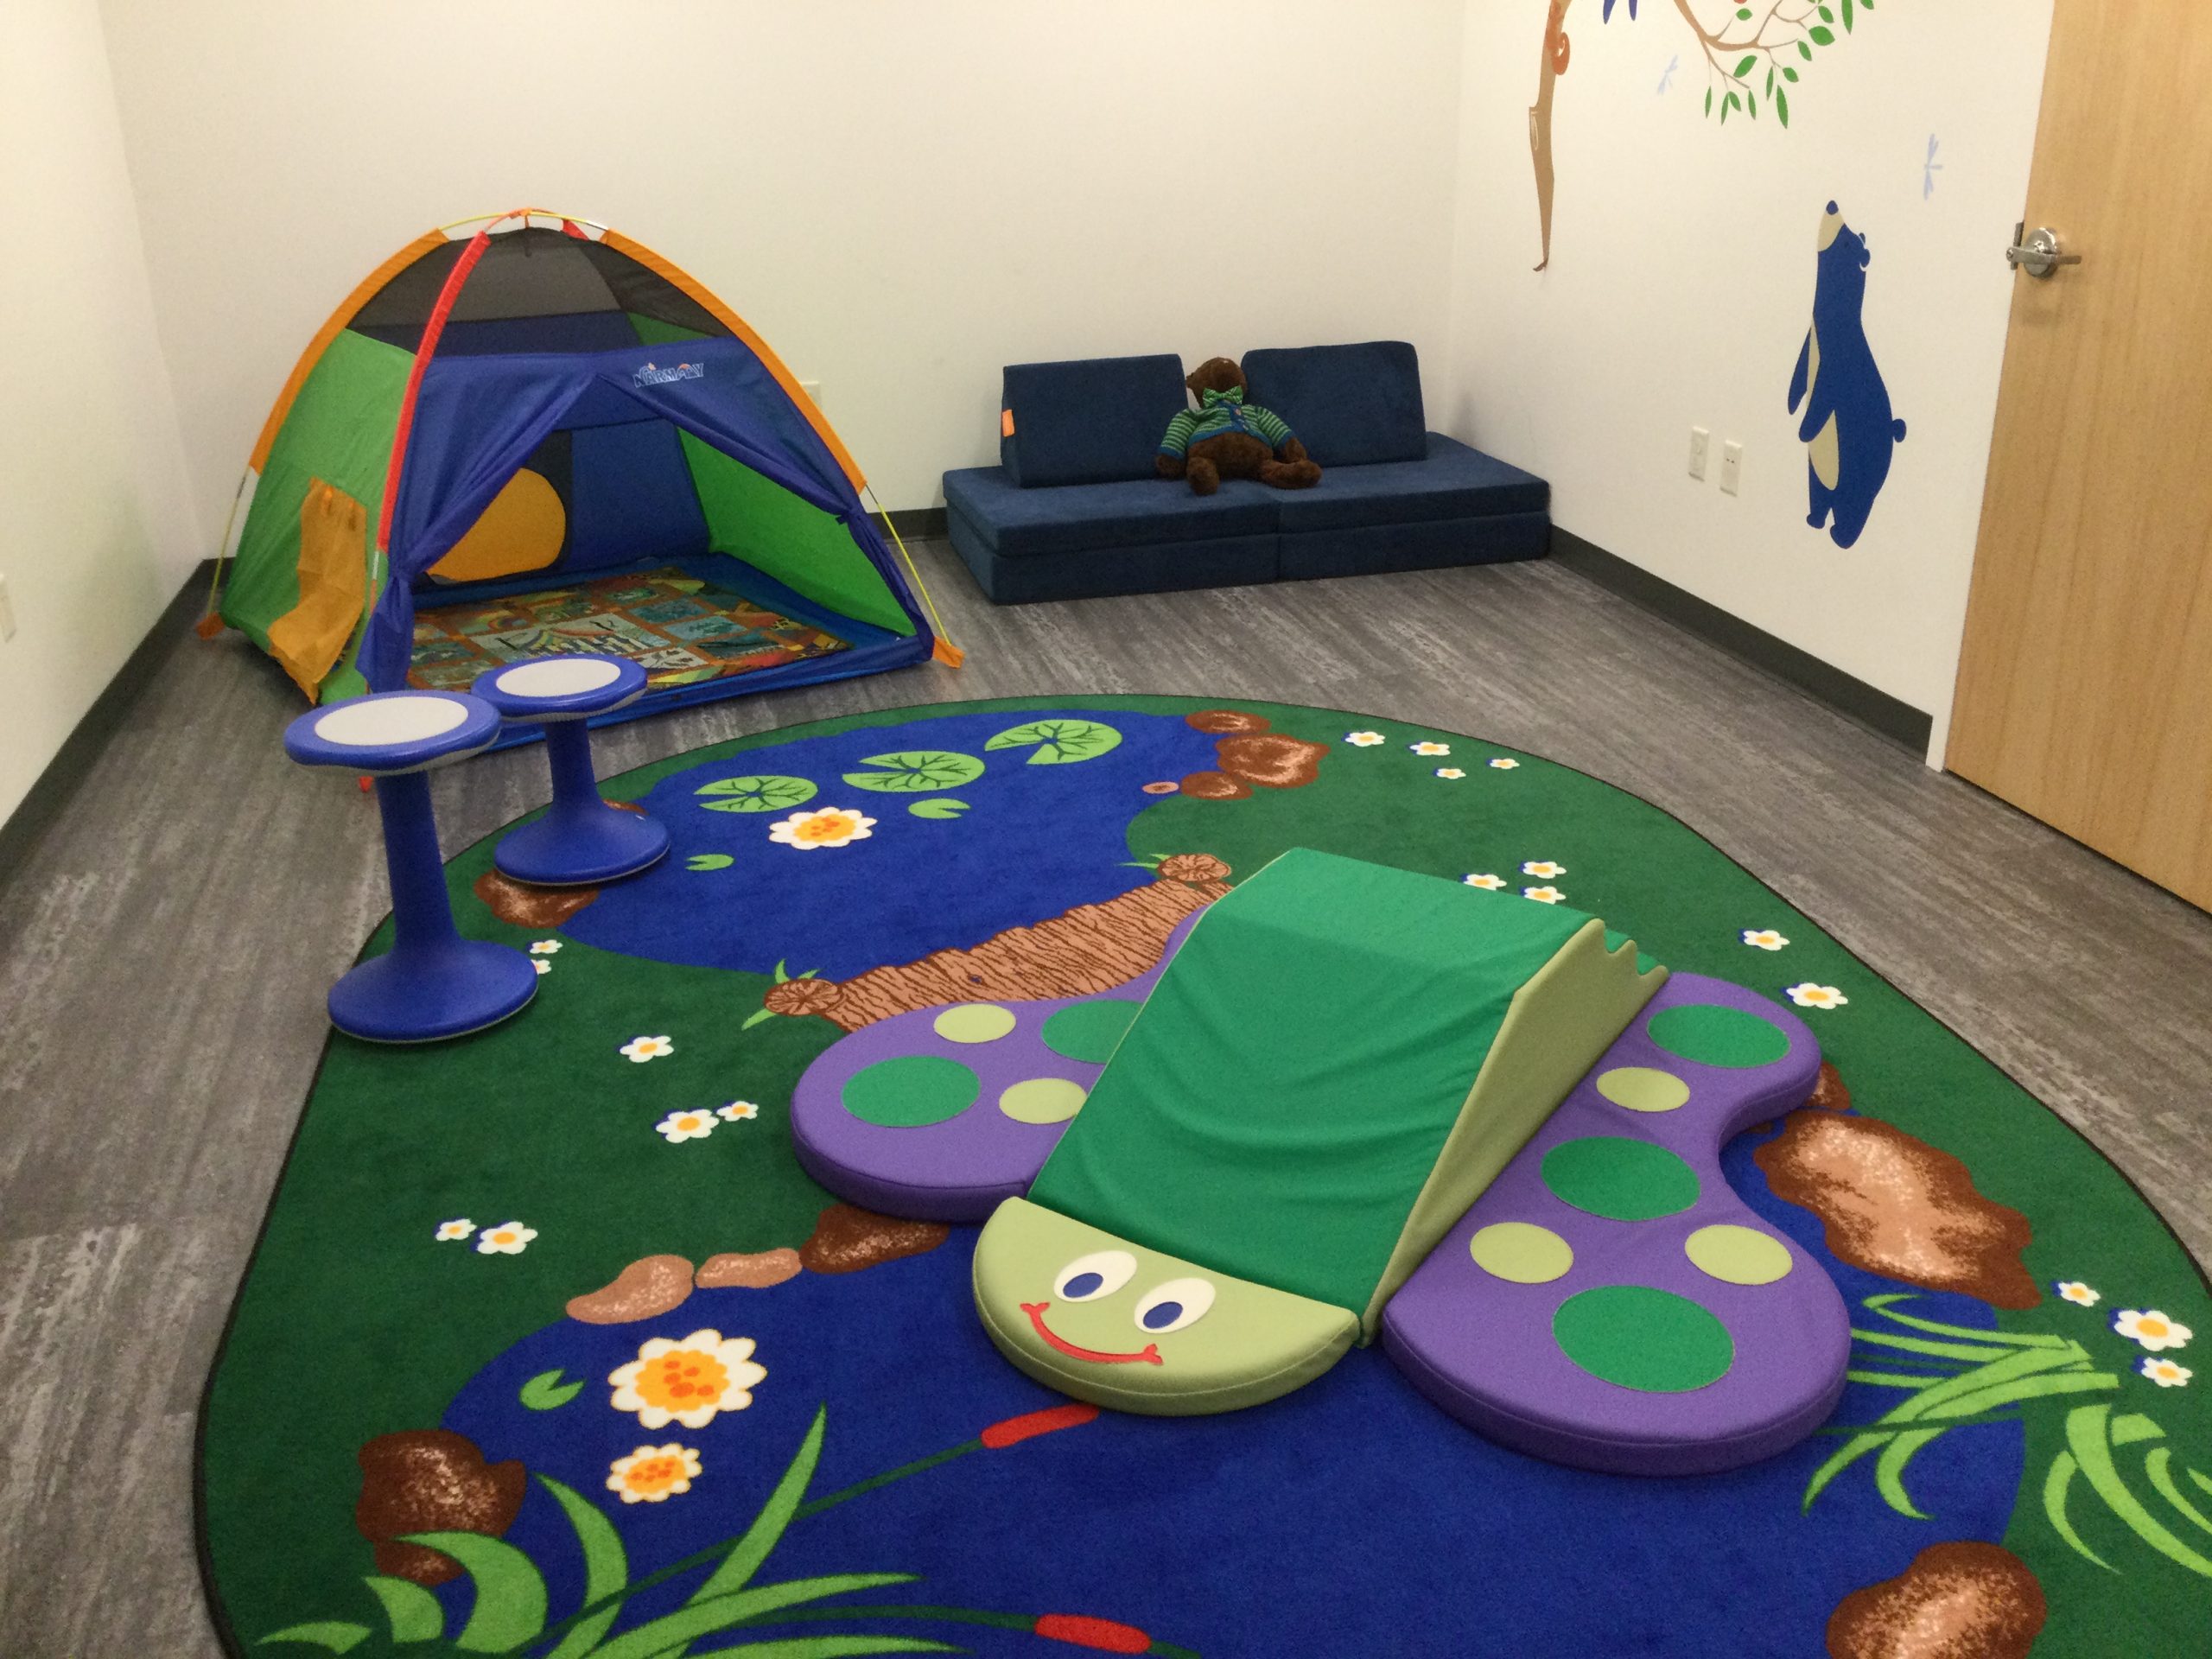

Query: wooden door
<box><xmin>1947</xmin><ymin>0</ymin><xmax>2212</xmax><ymax>911</ymax></box>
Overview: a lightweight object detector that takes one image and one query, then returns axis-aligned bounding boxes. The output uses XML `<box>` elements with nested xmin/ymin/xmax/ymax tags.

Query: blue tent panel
<box><xmin>360</xmin><ymin>335</ymin><xmax>931</xmax><ymax>696</ymax></box>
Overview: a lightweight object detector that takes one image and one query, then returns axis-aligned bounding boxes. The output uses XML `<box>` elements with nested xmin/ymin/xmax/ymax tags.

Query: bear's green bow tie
<box><xmin>1201</xmin><ymin>387</ymin><xmax>1247</xmax><ymax>410</ymax></box>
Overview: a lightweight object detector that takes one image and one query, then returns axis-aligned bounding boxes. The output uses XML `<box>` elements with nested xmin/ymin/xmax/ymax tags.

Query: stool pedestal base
<box><xmin>339</xmin><ymin>768</ymin><xmax>538</xmax><ymax>1044</ymax></box>
<box><xmin>493</xmin><ymin>720</ymin><xmax>669</xmax><ymax>886</ymax></box>
<box><xmin>330</xmin><ymin>937</ymin><xmax>541</xmax><ymax>1045</ymax></box>
<box><xmin>494</xmin><ymin>800</ymin><xmax>671</xmax><ymax>887</ymax></box>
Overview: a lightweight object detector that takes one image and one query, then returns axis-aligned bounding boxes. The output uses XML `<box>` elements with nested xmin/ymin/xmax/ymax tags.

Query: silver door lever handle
<box><xmin>2007</xmin><ymin>225</ymin><xmax>2082</xmax><ymax>278</ymax></box>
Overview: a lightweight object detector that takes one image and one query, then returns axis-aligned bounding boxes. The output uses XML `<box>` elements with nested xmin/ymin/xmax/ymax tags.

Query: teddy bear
<box><xmin>1155</xmin><ymin>356</ymin><xmax>1321</xmax><ymax>495</ymax></box>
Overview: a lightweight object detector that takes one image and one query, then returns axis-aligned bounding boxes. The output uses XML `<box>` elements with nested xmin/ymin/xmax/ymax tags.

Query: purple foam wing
<box><xmin>791</xmin><ymin>912</ymin><xmax>1201</xmax><ymax>1220</ymax></box>
<box><xmin>1382</xmin><ymin>973</ymin><xmax>1849</xmax><ymax>1476</ymax></box>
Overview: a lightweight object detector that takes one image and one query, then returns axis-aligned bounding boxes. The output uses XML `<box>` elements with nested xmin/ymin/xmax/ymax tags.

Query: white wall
<box><xmin>1443</xmin><ymin>1</ymin><xmax>2051</xmax><ymax>759</ymax></box>
<box><xmin>99</xmin><ymin>0</ymin><xmax>1468</xmax><ymax>534</ymax></box>
<box><xmin>0</xmin><ymin>0</ymin><xmax>201</xmax><ymax>828</ymax></box>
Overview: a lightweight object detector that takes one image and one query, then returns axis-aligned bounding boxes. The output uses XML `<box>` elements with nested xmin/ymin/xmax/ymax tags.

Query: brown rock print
<box><xmin>697</xmin><ymin>1248</ymin><xmax>804</xmax><ymax>1289</ymax></box>
<box><xmin>1179</xmin><ymin>772</ymin><xmax>1251</xmax><ymax>800</ymax></box>
<box><xmin>1214</xmin><ymin>732</ymin><xmax>1328</xmax><ymax>790</ymax></box>
<box><xmin>1755</xmin><ymin>1111</ymin><xmax>2039</xmax><ymax>1309</ymax></box>
<box><xmin>1185</xmin><ymin>709</ymin><xmax>1272</xmax><ymax>734</ymax></box>
<box><xmin>1807</xmin><ymin>1060</ymin><xmax>1853</xmax><ymax>1113</ymax></box>
<box><xmin>812</xmin><ymin>873</ymin><xmax>1227</xmax><ymax>1031</ymax></box>
<box><xmin>473</xmin><ymin>868</ymin><xmax>597</xmax><ymax>929</ymax></box>
<box><xmin>1826</xmin><ymin>1541</ymin><xmax>2046</xmax><ymax>1659</ymax></box>
<box><xmin>565</xmin><ymin>1254</ymin><xmax>696</xmax><ymax>1325</ymax></box>
<box><xmin>354</xmin><ymin>1430</ymin><xmax>526</xmax><ymax>1586</ymax></box>
<box><xmin>800</xmin><ymin>1203</ymin><xmax>948</xmax><ymax>1274</ymax></box>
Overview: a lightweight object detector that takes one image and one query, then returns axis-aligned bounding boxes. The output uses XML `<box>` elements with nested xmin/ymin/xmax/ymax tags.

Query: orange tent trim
<box><xmin>601</xmin><ymin>230</ymin><xmax>868</xmax><ymax>494</ymax></box>
<box><xmin>247</xmin><ymin>230</ymin><xmax>447</xmax><ymax>473</ymax></box>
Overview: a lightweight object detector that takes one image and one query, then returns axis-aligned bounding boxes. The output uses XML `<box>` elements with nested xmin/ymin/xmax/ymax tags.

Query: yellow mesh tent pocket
<box><xmin>267</xmin><ymin>480</ymin><xmax>368</xmax><ymax>699</ymax></box>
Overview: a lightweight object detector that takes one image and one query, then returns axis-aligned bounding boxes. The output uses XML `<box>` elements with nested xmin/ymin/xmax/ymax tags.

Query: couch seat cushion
<box><xmin>944</xmin><ymin>465</ymin><xmax>1277</xmax><ymax>559</ymax></box>
<box><xmin>1272</xmin><ymin>435</ymin><xmax>1548</xmax><ymax>531</ymax></box>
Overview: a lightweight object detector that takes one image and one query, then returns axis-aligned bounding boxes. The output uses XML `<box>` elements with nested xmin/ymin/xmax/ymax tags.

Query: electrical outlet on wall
<box><xmin>1688</xmin><ymin>427</ymin><xmax>1710</xmax><ymax>480</ymax></box>
<box><xmin>799</xmin><ymin>378</ymin><xmax>823</xmax><ymax>410</ymax></box>
<box><xmin>0</xmin><ymin>575</ymin><xmax>15</xmax><ymax>643</ymax></box>
<box><xmin>1719</xmin><ymin>440</ymin><xmax>1744</xmax><ymax>496</ymax></box>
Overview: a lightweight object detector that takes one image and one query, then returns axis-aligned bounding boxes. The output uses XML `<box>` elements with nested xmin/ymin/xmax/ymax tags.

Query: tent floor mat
<box><xmin>405</xmin><ymin>563</ymin><xmax>849</xmax><ymax>695</ymax></box>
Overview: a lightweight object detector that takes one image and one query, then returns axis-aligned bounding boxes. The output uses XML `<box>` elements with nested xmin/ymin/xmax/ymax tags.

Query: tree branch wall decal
<box><xmin>1529</xmin><ymin>0</ymin><xmax>1878</xmax><ymax>268</ymax></box>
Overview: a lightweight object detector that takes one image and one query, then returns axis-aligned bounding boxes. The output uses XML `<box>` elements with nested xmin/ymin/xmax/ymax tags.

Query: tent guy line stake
<box><xmin>867</xmin><ymin>486</ymin><xmax>964</xmax><ymax>668</ymax></box>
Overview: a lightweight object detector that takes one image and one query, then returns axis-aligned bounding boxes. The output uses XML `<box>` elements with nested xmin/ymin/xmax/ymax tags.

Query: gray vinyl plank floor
<box><xmin>2</xmin><ymin>539</ymin><xmax>2207</xmax><ymax>1656</ymax></box>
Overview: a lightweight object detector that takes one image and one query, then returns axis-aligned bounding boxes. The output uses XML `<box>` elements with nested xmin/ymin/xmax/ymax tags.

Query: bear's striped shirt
<box><xmin>1158</xmin><ymin>387</ymin><xmax>1296</xmax><ymax>458</ymax></box>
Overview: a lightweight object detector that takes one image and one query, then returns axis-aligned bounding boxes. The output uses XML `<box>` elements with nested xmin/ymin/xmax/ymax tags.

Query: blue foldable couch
<box><xmin>942</xmin><ymin>341</ymin><xmax>1548</xmax><ymax>605</ymax></box>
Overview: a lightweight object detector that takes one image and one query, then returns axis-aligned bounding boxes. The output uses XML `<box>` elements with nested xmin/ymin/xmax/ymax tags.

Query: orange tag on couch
<box><xmin>1001</xmin><ymin>409</ymin><xmax>1015</xmax><ymax>438</ymax></box>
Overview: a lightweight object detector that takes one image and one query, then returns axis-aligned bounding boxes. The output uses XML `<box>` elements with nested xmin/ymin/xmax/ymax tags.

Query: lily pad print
<box><xmin>694</xmin><ymin>774</ymin><xmax>817</xmax><ymax>814</ymax></box>
<box><xmin>842</xmin><ymin>751</ymin><xmax>986</xmax><ymax>793</ymax></box>
<box><xmin>986</xmin><ymin>718</ymin><xmax>1123</xmax><ymax>765</ymax></box>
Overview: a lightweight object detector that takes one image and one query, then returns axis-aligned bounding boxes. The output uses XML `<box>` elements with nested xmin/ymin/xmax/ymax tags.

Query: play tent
<box><xmin>207</xmin><ymin>208</ymin><xmax>955</xmax><ymax>729</ymax></box>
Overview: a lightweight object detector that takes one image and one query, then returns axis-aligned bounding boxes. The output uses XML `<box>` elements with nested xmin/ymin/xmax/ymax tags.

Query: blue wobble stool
<box><xmin>470</xmin><ymin>655</ymin><xmax>671</xmax><ymax>886</ymax></box>
<box><xmin>283</xmin><ymin>690</ymin><xmax>538</xmax><ymax>1044</ymax></box>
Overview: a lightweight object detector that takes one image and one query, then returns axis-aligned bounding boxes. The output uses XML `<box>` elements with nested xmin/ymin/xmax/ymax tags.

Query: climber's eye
<box><xmin>1053</xmin><ymin>1251</ymin><xmax>1135</xmax><ymax>1301</ymax></box>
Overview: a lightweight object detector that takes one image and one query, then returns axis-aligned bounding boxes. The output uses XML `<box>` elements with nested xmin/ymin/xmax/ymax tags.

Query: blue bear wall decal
<box><xmin>1789</xmin><ymin>201</ymin><xmax>1906</xmax><ymax>550</ymax></box>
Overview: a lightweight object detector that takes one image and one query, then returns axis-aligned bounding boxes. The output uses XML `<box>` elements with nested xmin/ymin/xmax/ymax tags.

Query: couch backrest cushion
<box><xmin>1242</xmin><ymin>341</ymin><xmax>1427</xmax><ymax>467</ymax></box>
<box><xmin>1001</xmin><ymin>353</ymin><xmax>1189</xmax><ymax>487</ymax></box>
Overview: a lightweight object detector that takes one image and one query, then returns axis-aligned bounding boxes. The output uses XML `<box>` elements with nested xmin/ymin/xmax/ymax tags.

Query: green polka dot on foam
<box><xmin>1646</xmin><ymin>1004</ymin><xmax>1790</xmax><ymax>1069</ymax></box>
<box><xmin>933</xmin><ymin>1003</ymin><xmax>1017</xmax><ymax>1045</ymax></box>
<box><xmin>1541</xmin><ymin>1137</ymin><xmax>1700</xmax><ymax>1220</ymax></box>
<box><xmin>842</xmin><ymin>1055</ymin><xmax>979</xmax><ymax>1128</ymax></box>
<box><xmin>1040</xmin><ymin>998</ymin><xmax>1142</xmax><ymax>1064</ymax></box>
<box><xmin>1596</xmin><ymin>1066</ymin><xmax>1690</xmax><ymax>1113</ymax></box>
<box><xmin>1470</xmin><ymin>1222</ymin><xmax>1574</xmax><ymax>1284</ymax></box>
<box><xmin>1553</xmin><ymin>1285</ymin><xmax>1734</xmax><ymax>1392</ymax></box>
<box><xmin>1685</xmin><ymin>1224</ymin><xmax>1794</xmax><ymax>1286</ymax></box>
<box><xmin>999</xmin><ymin>1077</ymin><xmax>1087</xmax><ymax>1124</ymax></box>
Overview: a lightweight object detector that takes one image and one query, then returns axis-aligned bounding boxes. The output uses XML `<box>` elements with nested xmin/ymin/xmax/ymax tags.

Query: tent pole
<box><xmin>194</xmin><ymin>470</ymin><xmax>251</xmax><ymax>639</ymax></box>
<box><xmin>867</xmin><ymin>486</ymin><xmax>963</xmax><ymax>668</ymax></box>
